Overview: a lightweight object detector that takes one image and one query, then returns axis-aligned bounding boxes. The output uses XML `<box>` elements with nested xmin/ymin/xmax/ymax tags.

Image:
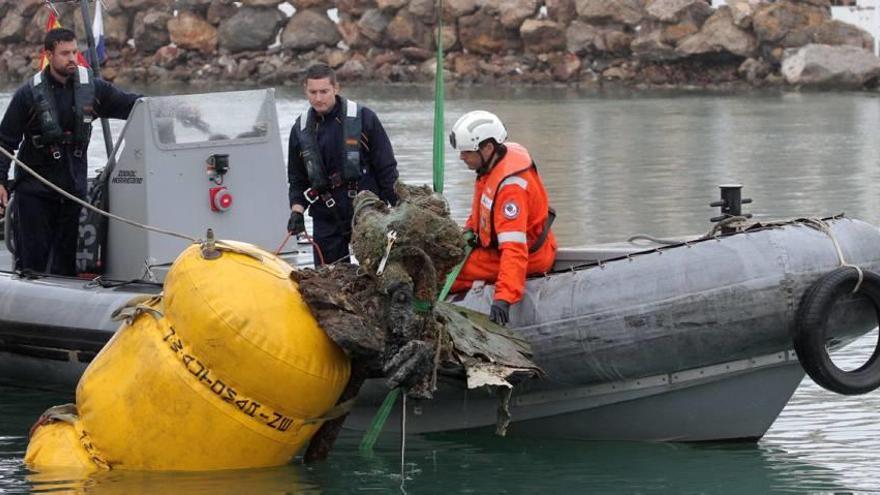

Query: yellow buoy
<box><xmin>24</xmin><ymin>406</ymin><xmax>103</xmax><ymax>472</ymax></box>
<box><xmin>27</xmin><ymin>242</ymin><xmax>351</xmax><ymax>471</ymax></box>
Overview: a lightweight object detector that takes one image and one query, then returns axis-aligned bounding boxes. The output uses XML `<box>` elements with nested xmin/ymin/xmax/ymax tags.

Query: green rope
<box><xmin>432</xmin><ymin>0</ymin><xmax>445</xmax><ymax>194</ymax></box>
<box><xmin>412</xmin><ymin>298</ymin><xmax>433</xmax><ymax>313</ymax></box>
<box><xmin>361</xmin><ymin>0</ymin><xmax>449</xmax><ymax>453</ymax></box>
<box><xmin>358</xmin><ymin>387</ymin><xmax>401</xmax><ymax>453</ymax></box>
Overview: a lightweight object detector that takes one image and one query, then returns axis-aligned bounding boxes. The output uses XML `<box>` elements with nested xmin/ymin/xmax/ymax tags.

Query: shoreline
<box><xmin>1</xmin><ymin>1</ymin><xmax>879</xmax><ymax>91</ymax></box>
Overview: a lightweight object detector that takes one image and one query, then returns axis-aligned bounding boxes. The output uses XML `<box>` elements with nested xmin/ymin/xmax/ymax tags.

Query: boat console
<box><xmin>102</xmin><ymin>89</ymin><xmax>289</xmax><ymax>281</ymax></box>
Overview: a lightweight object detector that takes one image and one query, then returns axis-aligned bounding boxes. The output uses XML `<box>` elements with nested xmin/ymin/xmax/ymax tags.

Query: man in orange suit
<box><xmin>449</xmin><ymin>111</ymin><xmax>557</xmax><ymax>326</ymax></box>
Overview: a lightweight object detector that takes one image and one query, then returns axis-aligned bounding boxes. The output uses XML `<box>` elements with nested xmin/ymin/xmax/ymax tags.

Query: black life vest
<box><xmin>29</xmin><ymin>66</ymin><xmax>96</xmax><ymax>158</ymax></box>
<box><xmin>294</xmin><ymin>97</ymin><xmax>363</xmax><ymax>203</ymax></box>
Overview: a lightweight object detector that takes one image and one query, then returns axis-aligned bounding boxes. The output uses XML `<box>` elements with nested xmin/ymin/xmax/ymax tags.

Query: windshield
<box><xmin>148</xmin><ymin>90</ymin><xmax>273</xmax><ymax>148</ymax></box>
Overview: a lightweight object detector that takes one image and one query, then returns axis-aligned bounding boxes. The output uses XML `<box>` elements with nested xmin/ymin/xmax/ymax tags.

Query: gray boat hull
<box><xmin>349</xmin><ymin>218</ymin><xmax>880</xmax><ymax>440</ymax></box>
<box><xmin>1</xmin><ymin>218</ymin><xmax>879</xmax><ymax>441</ymax></box>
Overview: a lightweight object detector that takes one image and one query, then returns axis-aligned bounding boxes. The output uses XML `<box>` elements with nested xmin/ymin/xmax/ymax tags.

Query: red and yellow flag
<box><xmin>38</xmin><ymin>11</ymin><xmax>90</xmax><ymax>70</ymax></box>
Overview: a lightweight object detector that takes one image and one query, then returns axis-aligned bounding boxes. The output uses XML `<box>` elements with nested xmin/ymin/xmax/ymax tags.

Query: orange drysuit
<box><xmin>451</xmin><ymin>142</ymin><xmax>557</xmax><ymax>304</ymax></box>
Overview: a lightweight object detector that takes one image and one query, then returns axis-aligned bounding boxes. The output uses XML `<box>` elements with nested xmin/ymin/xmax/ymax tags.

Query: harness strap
<box><xmin>529</xmin><ymin>206</ymin><xmax>556</xmax><ymax>254</ymax></box>
<box><xmin>297</xmin><ymin>97</ymin><xmax>364</xmax><ymax>205</ymax></box>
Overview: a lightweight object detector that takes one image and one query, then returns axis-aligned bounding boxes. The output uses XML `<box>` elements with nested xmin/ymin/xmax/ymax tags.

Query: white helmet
<box><xmin>449</xmin><ymin>110</ymin><xmax>507</xmax><ymax>152</ymax></box>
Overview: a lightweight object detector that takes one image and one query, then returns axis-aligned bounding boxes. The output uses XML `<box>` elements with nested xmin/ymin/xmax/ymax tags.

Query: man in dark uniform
<box><xmin>287</xmin><ymin>64</ymin><xmax>399</xmax><ymax>265</ymax></box>
<box><xmin>0</xmin><ymin>28</ymin><xmax>140</xmax><ymax>276</ymax></box>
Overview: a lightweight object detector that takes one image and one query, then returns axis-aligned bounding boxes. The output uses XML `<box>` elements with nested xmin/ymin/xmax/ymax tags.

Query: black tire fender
<box><xmin>794</xmin><ymin>267</ymin><xmax>880</xmax><ymax>395</ymax></box>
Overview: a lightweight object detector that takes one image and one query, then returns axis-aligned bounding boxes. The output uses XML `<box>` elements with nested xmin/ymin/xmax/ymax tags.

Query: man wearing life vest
<box><xmin>287</xmin><ymin>64</ymin><xmax>399</xmax><ymax>265</ymax></box>
<box><xmin>449</xmin><ymin>111</ymin><xmax>557</xmax><ymax>326</ymax></box>
<box><xmin>0</xmin><ymin>28</ymin><xmax>140</xmax><ymax>276</ymax></box>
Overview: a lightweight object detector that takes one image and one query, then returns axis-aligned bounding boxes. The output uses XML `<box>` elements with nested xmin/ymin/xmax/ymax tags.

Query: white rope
<box><xmin>0</xmin><ymin>145</ymin><xmax>198</xmax><ymax>243</ymax></box>
<box><xmin>705</xmin><ymin>215</ymin><xmax>752</xmax><ymax>238</ymax></box>
<box><xmin>802</xmin><ymin>217</ymin><xmax>864</xmax><ymax>294</ymax></box>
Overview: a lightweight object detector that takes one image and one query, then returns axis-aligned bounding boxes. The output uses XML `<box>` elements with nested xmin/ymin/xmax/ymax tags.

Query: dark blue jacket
<box><xmin>0</xmin><ymin>72</ymin><xmax>140</xmax><ymax>198</ymax></box>
<box><xmin>288</xmin><ymin>96</ymin><xmax>398</xmax><ymax>224</ymax></box>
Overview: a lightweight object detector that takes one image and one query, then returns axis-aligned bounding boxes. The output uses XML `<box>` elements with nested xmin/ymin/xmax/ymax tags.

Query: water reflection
<box><xmin>25</xmin><ymin>465</ymin><xmax>317</xmax><ymax>495</ymax></box>
<box><xmin>317</xmin><ymin>432</ymin><xmax>855</xmax><ymax>494</ymax></box>
<box><xmin>2</xmin><ymin>425</ymin><xmax>858</xmax><ymax>495</ymax></box>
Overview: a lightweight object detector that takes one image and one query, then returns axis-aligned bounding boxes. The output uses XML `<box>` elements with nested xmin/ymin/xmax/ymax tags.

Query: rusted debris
<box><xmin>294</xmin><ymin>182</ymin><xmax>542</xmax><ymax>461</ymax></box>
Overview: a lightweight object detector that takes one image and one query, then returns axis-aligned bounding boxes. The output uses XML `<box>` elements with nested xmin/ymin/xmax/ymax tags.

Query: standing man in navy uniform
<box><xmin>0</xmin><ymin>28</ymin><xmax>140</xmax><ymax>275</ymax></box>
<box><xmin>287</xmin><ymin>64</ymin><xmax>399</xmax><ymax>265</ymax></box>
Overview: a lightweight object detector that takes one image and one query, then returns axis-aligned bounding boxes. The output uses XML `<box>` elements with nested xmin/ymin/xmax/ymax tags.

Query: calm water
<box><xmin>2</xmin><ymin>84</ymin><xmax>880</xmax><ymax>493</ymax></box>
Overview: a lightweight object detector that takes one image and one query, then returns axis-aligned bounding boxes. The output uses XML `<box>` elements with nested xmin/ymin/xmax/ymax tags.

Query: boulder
<box><xmin>5</xmin><ymin>53</ymin><xmax>31</xmax><ymax>79</ymax></box>
<box><xmin>520</xmin><ymin>19</ymin><xmax>566</xmax><ymax>54</ymax></box>
<box><xmin>243</xmin><ymin>0</ymin><xmax>284</xmax><ymax>6</ymax></box>
<box><xmin>499</xmin><ymin>0</ymin><xmax>540</xmax><ymax>29</ymax></box>
<box><xmin>452</xmin><ymin>52</ymin><xmax>481</xmax><ymax>78</ymax></box>
<box><xmin>646</xmin><ymin>0</ymin><xmax>711</xmax><ymax>24</ymax></box>
<box><xmin>738</xmin><ymin>56</ymin><xmax>770</xmax><ymax>83</ymax></box>
<box><xmin>218</xmin><ymin>7</ymin><xmax>284</xmax><ymax>52</ymax></box>
<box><xmin>325</xmin><ymin>49</ymin><xmax>349</xmax><ymax>68</ymax></box>
<box><xmin>676</xmin><ymin>6</ymin><xmax>756</xmax><ymax>58</ymax></box>
<box><xmin>782</xmin><ymin>43</ymin><xmax>880</xmax><ymax>88</ymax></box>
<box><xmin>104</xmin><ymin>12</ymin><xmax>132</xmax><ymax>47</ymax></box>
<box><xmin>372</xmin><ymin>50</ymin><xmax>402</xmax><ymax>67</ymax></box>
<box><xmin>546</xmin><ymin>0</ymin><xmax>577</xmax><ymax>25</ymax></box>
<box><xmin>14</xmin><ymin>0</ymin><xmax>43</xmax><ymax>17</ymax></box>
<box><xmin>338</xmin><ymin>18</ymin><xmax>365</xmax><ymax>47</ymax></box>
<box><xmin>661</xmin><ymin>20</ymin><xmax>702</xmax><ymax>44</ymax></box>
<box><xmin>281</xmin><ymin>9</ymin><xmax>341</xmax><ymax>50</ymax></box>
<box><xmin>459</xmin><ymin>9</ymin><xmax>522</xmax><ymax>55</ymax></box>
<box><xmin>338</xmin><ymin>0</ymin><xmax>378</xmax><ymax>17</ymax></box>
<box><xmin>575</xmin><ymin>0</ymin><xmax>646</xmax><ymax>26</ymax></box>
<box><xmin>0</xmin><ymin>11</ymin><xmax>28</xmax><ymax>44</ymax></box>
<box><xmin>337</xmin><ymin>54</ymin><xmax>368</xmax><ymax>79</ymax></box>
<box><xmin>437</xmin><ymin>24</ymin><xmax>458</xmax><ymax>51</ymax></box>
<box><xmin>292</xmin><ymin>0</ymin><xmax>333</xmax><ymax>8</ymax></box>
<box><xmin>377</xmin><ymin>0</ymin><xmax>408</xmax><ymax>12</ymax></box>
<box><xmin>418</xmin><ymin>57</ymin><xmax>440</xmax><ymax>78</ymax></box>
<box><xmin>175</xmin><ymin>0</ymin><xmax>214</xmax><ymax>13</ymax></box>
<box><xmin>401</xmin><ymin>46</ymin><xmax>433</xmax><ymax>60</ymax></box>
<box><xmin>168</xmin><ymin>11</ymin><xmax>219</xmax><ymax>54</ymax></box>
<box><xmin>551</xmin><ymin>52</ymin><xmax>582</xmax><ymax>81</ymax></box>
<box><xmin>133</xmin><ymin>9</ymin><xmax>172</xmax><ymax>53</ymax></box>
<box><xmin>752</xmin><ymin>0</ymin><xmax>829</xmax><ymax>47</ymax></box>
<box><xmin>207</xmin><ymin>0</ymin><xmax>238</xmax><ymax>25</ymax></box>
<box><xmin>602</xmin><ymin>64</ymin><xmax>636</xmax><ymax>81</ymax></box>
<box><xmin>443</xmin><ymin>0</ymin><xmax>478</xmax><ymax>20</ymax></box>
<box><xmin>153</xmin><ymin>44</ymin><xmax>184</xmax><ymax>68</ymax></box>
<box><xmin>409</xmin><ymin>0</ymin><xmax>436</xmax><ymax>22</ymax></box>
<box><xmin>566</xmin><ymin>20</ymin><xmax>633</xmax><ymax>55</ymax></box>
<box><xmin>726</xmin><ymin>0</ymin><xmax>759</xmax><ymax>29</ymax></box>
<box><xmin>102</xmin><ymin>0</ymin><xmax>124</xmax><ymax>14</ymax></box>
<box><xmin>386</xmin><ymin>10</ymin><xmax>432</xmax><ymax>48</ymax></box>
<box><xmin>631</xmin><ymin>27</ymin><xmax>679</xmax><ymax>61</ymax></box>
<box><xmin>808</xmin><ymin>19</ymin><xmax>873</xmax><ymax>51</ymax></box>
<box><xmin>358</xmin><ymin>8</ymin><xmax>392</xmax><ymax>44</ymax></box>
<box><xmin>25</xmin><ymin>8</ymin><xmax>52</xmax><ymax>44</ymax></box>
<box><xmin>477</xmin><ymin>0</ymin><xmax>504</xmax><ymax>15</ymax></box>
<box><xmin>120</xmin><ymin>0</ymin><xmax>172</xmax><ymax>10</ymax></box>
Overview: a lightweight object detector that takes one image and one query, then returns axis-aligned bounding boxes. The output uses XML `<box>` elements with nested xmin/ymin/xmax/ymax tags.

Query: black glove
<box><xmin>463</xmin><ymin>229</ymin><xmax>478</xmax><ymax>248</ymax></box>
<box><xmin>489</xmin><ymin>300</ymin><xmax>510</xmax><ymax>326</ymax></box>
<box><xmin>287</xmin><ymin>210</ymin><xmax>305</xmax><ymax>235</ymax></box>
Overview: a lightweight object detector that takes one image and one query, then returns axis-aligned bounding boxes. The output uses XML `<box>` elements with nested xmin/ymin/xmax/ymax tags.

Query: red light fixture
<box><xmin>209</xmin><ymin>186</ymin><xmax>233</xmax><ymax>212</ymax></box>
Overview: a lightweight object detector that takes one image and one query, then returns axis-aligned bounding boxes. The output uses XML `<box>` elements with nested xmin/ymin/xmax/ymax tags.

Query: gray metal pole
<box><xmin>78</xmin><ymin>0</ymin><xmax>114</xmax><ymax>160</ymax></box>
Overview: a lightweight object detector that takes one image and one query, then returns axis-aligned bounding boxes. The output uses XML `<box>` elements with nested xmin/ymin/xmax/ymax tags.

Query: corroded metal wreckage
<box><xmin>295</xmin><ymin>183</ymin><xmax>541</xmax><ymax>461</ymax></box>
